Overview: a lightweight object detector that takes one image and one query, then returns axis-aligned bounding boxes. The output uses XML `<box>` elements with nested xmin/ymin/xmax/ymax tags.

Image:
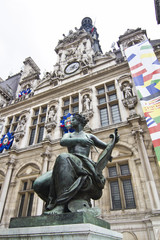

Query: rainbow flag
<box><xmin>125</xmin><ymin>40</ymin><xmax>160</xmax><ymax>165</ymax></box>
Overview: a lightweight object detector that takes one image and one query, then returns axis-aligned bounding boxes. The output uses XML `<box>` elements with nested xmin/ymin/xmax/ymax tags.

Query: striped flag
<box><xmin>125</xmin><ymin>40</ymin><xmax>160</xmax><ymax>165</ymax></box>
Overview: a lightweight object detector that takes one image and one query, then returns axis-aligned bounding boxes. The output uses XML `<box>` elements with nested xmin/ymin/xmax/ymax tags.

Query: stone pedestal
<box><xmin>0</xmin><ymin>212</ymin><xmax>122</xmax><ymax>240</ymax></box>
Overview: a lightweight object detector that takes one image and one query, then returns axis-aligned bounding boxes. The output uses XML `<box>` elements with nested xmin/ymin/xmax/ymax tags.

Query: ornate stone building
<box><xmin>0</xmin><ymin>17</ymin><xmax>160</xmax><ymax>240</ymax></box>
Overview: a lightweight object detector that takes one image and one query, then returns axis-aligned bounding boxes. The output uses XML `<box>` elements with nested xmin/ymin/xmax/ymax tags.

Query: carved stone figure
<box><xmin>52</xmin><ymin>63</ymin><xmax>64</xmax><ymax>78</ymax></box>
<box><xmin>44</xmin><ymin>72</ymin><xmax>51</xmax><ymax>81</ymax></box>
<box><xmin>13</xmin><ymin>115</ymin><xmax>27</xmax><ymax>147</ymax></box>
<box><xmin>47</xmin><ymin>106</ymin><xmax>57</xmax><ymax>123</ymax></box>
<box><xmin>33</xmin><ymin>114</ymin><xmax>119</xmax><ymax>215</ymax></box>
<box><xmin>16</xmin><ymin>115</ymin><xmax>26</xmax><ymax>132</ymax></box>
<box><xmin>121</xmin><ymin>82</ymin><xmax>133</xmax><ymax>99</ymax></box>
<box><xmin>82</xmin><ymin>94</ymin><xmax>92</xmax><ymax>112</ymax></box>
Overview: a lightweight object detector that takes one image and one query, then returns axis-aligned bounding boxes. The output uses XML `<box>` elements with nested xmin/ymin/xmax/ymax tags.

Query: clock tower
<box><xmin>52</xmin><ymin>17</ymin><xmax>102</xmax><ymax>78</ymax></box>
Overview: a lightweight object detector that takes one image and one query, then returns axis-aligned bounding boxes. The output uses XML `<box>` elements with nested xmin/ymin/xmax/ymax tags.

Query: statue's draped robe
<box><xmin>34</xmin><ymin>152</ymin><xmax>105</xmax><ymax>208</ymax></box>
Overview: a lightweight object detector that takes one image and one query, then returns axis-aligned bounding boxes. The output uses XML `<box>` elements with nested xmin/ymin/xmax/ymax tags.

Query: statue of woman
<box><xmin>33</xmin><ymin>114</ymin><xmax>119</xmax><ymax>214</ymax></box>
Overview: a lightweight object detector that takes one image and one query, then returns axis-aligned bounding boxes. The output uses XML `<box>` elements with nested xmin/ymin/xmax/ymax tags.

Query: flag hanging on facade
<box><xmin>0</xmin><ymin>132</ymin><xmax>14</xmax><ymax>152</ymax></box>
<box><xmin>125</xmin><ymin>40</ymin><xmax>160</xmax><ymax>165</ymax></box>
<box><xmin>18</xmin><ymin>88</ymin><xmax>31</xmax><ymax>98</ymax></box>
<box><xmin>60</xmin><ymin>113</ymin><xmax>75</xmax><ymax>133</ymax></box>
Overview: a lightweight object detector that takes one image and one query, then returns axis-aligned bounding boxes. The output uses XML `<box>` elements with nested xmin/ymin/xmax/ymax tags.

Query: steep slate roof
<box><xmin>0</xmin><ymin>73</ymin><xmax>21</xmax><ymax>100</ymax></box>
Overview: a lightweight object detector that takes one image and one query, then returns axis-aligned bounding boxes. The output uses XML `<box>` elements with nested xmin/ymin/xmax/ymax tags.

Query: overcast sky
<box><xmin>0</xmin><ymin>0</ymin><xmax>160</xmax><ymax>80</ymax></box>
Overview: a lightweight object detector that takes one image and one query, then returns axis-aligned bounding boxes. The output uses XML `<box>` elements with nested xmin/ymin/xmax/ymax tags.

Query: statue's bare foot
<box><xmin>44</xmin><ymin>205</ymin><xmax>65</xmax><ymax>215</ymax></box>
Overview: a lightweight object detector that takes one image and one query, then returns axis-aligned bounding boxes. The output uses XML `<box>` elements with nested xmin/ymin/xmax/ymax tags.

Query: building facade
<box><xmin>0</xmin><ymin>17</ymin><xmax>160</xmax><ymax>240</ymax></box>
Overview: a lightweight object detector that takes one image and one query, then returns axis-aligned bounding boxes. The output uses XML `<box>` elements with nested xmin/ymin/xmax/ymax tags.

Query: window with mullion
<box><xmin>72</xmin><ymin>96</ymin><xmax>79</xmax><ymax>103</ymax></box>
<box><xmin>99</xmin><ymin>96</ymin><xmax>106</xmax><ymax>104</ymax></box>
<box><xmin>37</xmin><ymin>126</ymin><xmax>44</xmax><ymax>143</ymax></box>
<box><xmin>62</xmin><ymin>94</ymin><xmax>79</xmax><ymax>117</ymax></box>
<box><xmin>108</xmin><ymin>163</ymin><xmax>136</xmax><ymax>211</ymax></box>
<box><xmin>18</xmin><ymin>179</ymin><xmax>35</xmax><ymax>217</ymax></box>
<box><xmin>110</xmin><ymin>181</ymin><xmax>122</xmax><ymax>210</ymax></box>
<box><xmin>110</xmin><ymin>104</ymin><xmax>121</xmax><ymax>124</ymax></box>
<box><xmin>72</xmin><ymin>105</ymin><xmax>79</xmax><ymax>114</ymax></box>
<box><xmin>5</xmin><ymin>115</ymin><xmax>21</xmax><ymax>134</ymax></box>
<box><xmin>122</xmin><ymin>179</ymin><xmax>136</xmax><ymax>209</ymax></box>
<box><xmin>29</xmin><ymin>106</ymin><xmax>47</xmax><ymax>145</ymax></box>
<box><xmin>29</xmin><ymin>128</ymin><xmax>36</xmax><ymax>145</ymax></box>
<box><xmin>97</xmin><ymin>82</ymin><xmax>121</xmax><ymax>127</ymax></box>
<box><xmin>99</xmin><ymin>107</ymin><xmax>109</xmax><ymax>126</ymax></box>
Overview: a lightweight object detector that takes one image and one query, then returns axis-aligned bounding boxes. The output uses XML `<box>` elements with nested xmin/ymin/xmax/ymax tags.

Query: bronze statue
<box><xmin>33</xmin><ymin>114</ymin><xmax>119</xmax><ymax>214</ymax></box>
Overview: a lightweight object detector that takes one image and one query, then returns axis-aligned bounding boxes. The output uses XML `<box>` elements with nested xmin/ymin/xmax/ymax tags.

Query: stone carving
<box><xmin>33</xmin><ymin>114</ymin><xmax>119</xmax><ymax>215</ymax></box>
<box><xmin>121</xmin><ymin>81</ymin><xmax>137</xmax><ymax>117</ymax></box>
<box><xmin>65</xmin><ymin>45</ymin><xmax>77</xmax><ymax>62</ymax></box>
<box><xmin>42</xmin><ymin>72</ymin><xmax>52</xmax><ymax>81</ymax></box>
<box><xmin>82</xmin><ymin>94</ymin><xmax>92</xmax><ymax>112</ymax></box>
<box><xmin>81</xmin><ymin>91</ymin><xmax>93</xmax><ymax>125</ymax></box>
<box><xmin>45</xmin><ymin>104</ymin><xmax>58</xmax><ymax>136</ymax></box>
<box><xmin>47</xmin><ymin>105</ymin><xmax>57</xmax><ymax>123</ymax></box>
<box><xmin>16</xmin><ymin>115</ymin><xmax>26</xmax><ymax>132</ymax></box>
<box><xmin>121</xmin><ymin>82</ymin><xmax>133</xmax><ymax>99</ymax></box>
<box><xmin>80</xmin><ymin>49</ymin><xmax>92</xmax><ymax>66</ymax></box>
<box><xmin>122</xmin><ymin>96</ymin><xmax>137</xmax><ymax>109</ymax></box>
<box><xmin>12</xmin><ymin>115</ymin><xmax>27</xmax><ymax>149</ymax></box>
<box><xmin>52</xmin><ymin>63</ymin><xmax>64</xmax><ymax>79</ymax></box>
<box><xmin>56</xmin><ymin>29</ymin><xmax>85</xmax><ymax>50</ymax></box>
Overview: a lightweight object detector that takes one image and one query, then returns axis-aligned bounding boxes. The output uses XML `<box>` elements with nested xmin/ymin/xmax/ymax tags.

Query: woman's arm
<box><xmin>89</xmin><ymin>134</ymin><xmax>108</xmax><ymax>150</ymax></box>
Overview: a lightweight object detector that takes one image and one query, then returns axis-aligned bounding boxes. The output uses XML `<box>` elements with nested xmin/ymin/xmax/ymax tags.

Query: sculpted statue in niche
<box><xmin>47</xmin><ymin>105</ymin><xmax>57</xmax><ymax>123</ymax></box>
<box><xmin>121</xmin><ymin>82</ymin><xmax>133</xmax><ymax>99</ymax></box>
<box><xmin>13</xmin><ymin>115</ymin><xmax>27</xmax><ymax>147</ymax></box>
<box><xmin>33</xmin><ymin>114</ymin><xmax>119</xmax><ymax>215</ymax></box>
<box><xmin>121</xmin><ymin>81</ymin><xmax>137</xmax><ymax>117</ymax></box>
<box><xmin>82</xmin><ymin>94</ymin><xmax>92</xmax><ymax>112</ymax></box>
<box><xmin>45</xmin><ymin>104</ymin><xmax>58</xmax><ymax>137</ymax></box>
<box><xmin>16</xmin><ymin>115</ymin><xmax>27</xmax><ymax>132</ymax></box>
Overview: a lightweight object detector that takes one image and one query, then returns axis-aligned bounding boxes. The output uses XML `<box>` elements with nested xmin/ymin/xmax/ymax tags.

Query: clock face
<box><xmin>65</xmin><ymin>62</ymin><xmax>80</xmax><ymax>74</ymax></box>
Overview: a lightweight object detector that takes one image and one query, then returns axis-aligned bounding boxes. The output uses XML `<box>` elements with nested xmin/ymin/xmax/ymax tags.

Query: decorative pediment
<box><xmin>111</xmin><ymin>144</ymin><xmax>133</xmax><ymax>158</ymax></box>
<box><xmin>17</xmin><ymin>163</ymin><xmax>40</xmax><ymax>178</ymax></box>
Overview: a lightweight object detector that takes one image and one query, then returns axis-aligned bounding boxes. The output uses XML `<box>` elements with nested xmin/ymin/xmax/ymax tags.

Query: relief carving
<box><xmin>45</xmin><ymin>101</ymin><xmax>59</xmax><ymax>136</ymax></box>
<box><xmin>120</xmin><ymin>81</ymin><xmax>137</xmax><ymax>117</ymax></box>
<box><xmin>81</xmin><ymin>90</ymin><xmax>93</xmax><ymax>125</ymax></box>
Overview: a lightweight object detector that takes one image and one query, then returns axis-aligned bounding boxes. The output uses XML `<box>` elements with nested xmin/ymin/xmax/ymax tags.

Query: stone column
<box><xmin>36</xmin><ymin>148</ymin><xmax>51</xmax><ymax>215</ymax></box>
<box><xmin>0</xmin><ymin>155</ymin><xmax>16</xmax><ymax>221</ymax></box>
<box><xmin>132</xmin><ymin>125</ymin><xmax>160</xmax><ymax>210</ymax></box>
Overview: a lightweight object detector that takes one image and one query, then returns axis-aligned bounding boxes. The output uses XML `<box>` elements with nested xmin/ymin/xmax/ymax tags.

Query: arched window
<box><xmin>16</xmin><ymin>163</ymin><xmax>40</xmax><ymax>217</ymax></box>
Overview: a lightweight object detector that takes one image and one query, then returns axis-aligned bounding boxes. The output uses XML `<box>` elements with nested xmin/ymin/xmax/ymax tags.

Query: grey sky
<box><xmin>0</xmin><ymin>0</ymin><xmax>159</xmax><ymax>80</ymax></box>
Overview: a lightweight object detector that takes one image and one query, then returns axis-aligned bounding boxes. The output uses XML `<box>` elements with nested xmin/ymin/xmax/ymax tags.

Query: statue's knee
<box><xmin>56</xmin><ymin>153</ymin><xmax>69</xmax><ymax>164</ymax></box>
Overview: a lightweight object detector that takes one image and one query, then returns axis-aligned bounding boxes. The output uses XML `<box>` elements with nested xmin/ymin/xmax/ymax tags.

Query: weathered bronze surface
<box><xmin>33</xmin><ymin>114</ymin><xmax>119</xmax><ymax>214</ymax></box>
<box><xmin>9</xmin><ymin>212</ymin><xmax>110</xmax><ymax>229</ymax></box>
